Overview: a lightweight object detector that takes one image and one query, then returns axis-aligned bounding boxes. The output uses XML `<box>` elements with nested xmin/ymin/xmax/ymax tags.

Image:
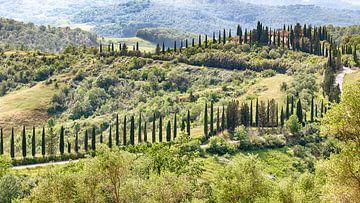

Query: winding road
<box><xmin>335</xmin><ymin>66</ymin><xmax>355</xmax><ymax>92</ymax></box>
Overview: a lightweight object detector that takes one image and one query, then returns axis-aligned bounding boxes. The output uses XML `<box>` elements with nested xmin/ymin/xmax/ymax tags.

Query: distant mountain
<box><xmin>0</xmin><ymin>0</ymin><xmax>359</xmax><ymax>38</ymax></box>
<box><xmin>0</xmin><ymin>18</ymin><xmax>98</xmax><ymax>52</ymax></box>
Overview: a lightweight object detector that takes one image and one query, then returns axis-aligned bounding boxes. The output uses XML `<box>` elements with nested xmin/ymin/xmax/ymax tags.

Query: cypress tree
<box><xmin>223</xmin><ymin>29</ymin><xmax>226</xmax><ymax>44</ymax></box>
<box><xmin>244</xmin><ymin>29</ymin><xmax>248</xmax><ymax>44</ymax></box>
<box><xmin>181</xmin><ymin>119</ymin><xmax>186</xmax><ymax>132</ymax></box>
<box><xmin>123</xmin><ymin>116</ymin><xmax>127</xmax><ymax>145</ymax></box>
<box><xmin>185</xmin><ymin>39</ymin><xmax>188</xmax><ymax>48</ymax></box>
<box><xmin>277</xmin><ymin>31</ymin><xmax>281</xmax><ymax>46</ymax></box>
<box><xmin>320</xmin><ymin>100</ymin><xmax>324</xmax><ymax>118</ymax></box>
<box><xmin>130</xmin><ymin>116</ymin><xmax>135</xmax><ymax>145</ymax></box>
<box><xmin>205</xmin><ymin>35</ymin><xmax>208</xmax><ymax>48</ymax></box>
<box><xmin>116</xmin><ymin>114</ymin><xmax>119</xmax><ymax>146</ymax></box>
<box><xmin>159</xmin><ymin>115</ymin><xmax>163</xmax><ymax>142</ymax></box>
<box><xmin>282</xmin><ymin>30</ymin><xmax>285</xmax><ymax>48</ymax></box>
<box><xmin>237</xmin><ymin>25</ymin><xmax>241</xmax><ymax>36</ymax></box>
<box><xmin>152</xmin><ymin>113</ymin><xmax>156</xmax><ymax>142</ymax></box>
<box><xmin>162</xmin><ymin>42</ymin><xmax>165</xmax><ymax>54</ymax></box>
<box><xmin>198</xmin><ymin>35</ymin><xmax>202</xmax><ymax>47</ymax></box>
<box><xmin>286</xmin><ymin>97</ymin><xmax>290</xmax><ymax>119</ymax></box>
<box><xmin>192</xmin><ymin>38</ymin><xmax>195</xmax><ymax>47</ymax></box>
<box><xmin>41</xmin><ymin>127</ymin><xmax>45</xmax><ymax>157</ymax></box>
<box><xmin>255</xmin><ymin>98</ymin><xmax>259</xmax><ymax>127</ymax></box>
<box><xmin>229</xmin><ymin>29</ymin><xmax>232</xmax><ymax>38</ymax></box>
<box><xmin>166</xmin><ymin>121</ymin><xmax>171</xmax><ymax>142</ymax></box>
<box><xmin>210</xmin><ymin>102</ymin><xmax>214</xmax><ymax>136</ymax></box>
<box><xmin>0</xmin><ymin>128</ymin><xmax>3</xmax><ymax>155</ymax></box>
<box><xmin>296</xmin><ymin>99</ymin><xmax>303</xmax><ymax>124</ymax></box>
<box><xmin>100</xmin><ymin>43</ymin><xmax>103</xmax><ymax>53</ymax></box>
<box><xmin>315</xmin><ymin>104</ymin><xmax>318</xmax><ymax>119</ymax></box>
<box><xmin>174</xmin><ymin>41</ymin><xmax>177</xmax><ymax>52</ymax></box>
<box><xmin>67</xmin><ymin>141</ymin><xmax>71</xmax><ymax>154</ymax></box>
<box><xmin>84</xmin><ymin>130</ymin><xmax>88</xmax><ymax>152</ymax></box>
<box><xmin>216</xmin><ymin>107</ymin><xmax>220</xmax><ymax>132</ymax></box>
<box><xmin>100</xmin><ymin>132</ymin><xmax>103</xmax><ymax>144</ymax></box>
<box><xmin>60</xmin><ymin>126</ymin><xmax>64</xmax><ymax>155</ymax></box>
<box><xmin>250</xmin><ymin>100</ymin><xmax>253</xmax><ymax>127</ymax></box>
<box><xmin>221</xmin><ymin>106</ymin><xmax>226</xmax><ymax>131</ymax></box>
<box><xmin>32</xmin><ymin>127</ymin><xmax>36</xmax><ymax>157</ymax></box>
<box><xmin>213</xmin><ymin>32</ymin><xmax>216</xmax><ymax>43</ymax></box>
<box><xmin>10</xmin><ymin>128</ymin><xmax>15</xmax><ymax>159</ymax></box>
<box><xmin>249</xmin><ymin>30</ymin><xmax>252</xmax><ymax>46</ymax></box>
<box><xmin>92</xmin><ymin>127</ymin><xmax>96</xmax><ymax>151</ymax></box>
<box><xmin>138</xmin><ymin>113</ymin><xmax>142</xmax><ymax>143</ymax></box>
<box><xmin>75</xmin><ymin>131</ymin><xmax>79</xmax><ymax>154</ymax></box>
<box><xmin>280</xmin><ymin>107</ymin><xmax>285</xmax><ymax>127</ymax></box>
<box><xmin>173</xmin><ymin>114</ymin><xmax>177</xmax><ymax>139</ymax></box>
<box><xmin>136</xmin><ymin>42</ymin><xmax>139</xmax><ymax>51</ymax></box>
<box><xmin>108</xmin><ymin>125</ymin><xmax>112</xmax><ymax>148</ymax></box>
<box><xmin>218</xmin><ymin>30</ymin><xmax>221</xmax><ymax>44</ymax></box>
<box><xmin>276</xmin><ymin>103</ymin><xmax>279</xmax><ymax>127</ymax></box>
<box><xmin>291</xmin><ymin>96</ymin><xmax>294</xmax><ymax>115</ymax></box>
<box><xmin>266</xmin><ymin>100</ymin><xmax>270</xmax><ymax>126</ymax></box>
<box><xmin>311</xmin><ymin>96</ymin><xmax>314</xmax><ymax>123</ymax></box>
<box><xmin>204</xmin><ymin>103</ymin><xmax>208</xmax><ymax>138</ymax></box>
<box><xmin>144</xmin><ymin>122</ymin><xmax>147</xmax><ymax>143</ymax></box>
<box><xmin>22</xmin><ymin>126</ymin><xmax>26</xmax><ymax>158</ymax></box>
<box><xmin>187</xmin><ymin>110</ymin><xmax>191</xmax><ymax>136</ymax></box>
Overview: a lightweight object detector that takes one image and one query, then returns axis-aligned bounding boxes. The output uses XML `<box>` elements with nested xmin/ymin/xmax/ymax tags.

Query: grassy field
<box><xmin>344</xmin><ymin>69</ymin><xmax>360</xmax><ymax>86</ymax></box>
<box><xmin>98</xmin><ymin>37</ymin><xmax>156</xmax><ymax>53</ymax></box>
<box><xmin>0</xmin><ymin>82</ymin><xmax>59</xmax><ymax>127</ymax></box>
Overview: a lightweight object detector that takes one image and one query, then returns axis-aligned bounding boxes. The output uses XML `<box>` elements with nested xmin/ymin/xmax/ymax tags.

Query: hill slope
<box><xmin>0</xmin><ymin>18</ymin><xmax>98</xmax><ymax>52</ymax></box>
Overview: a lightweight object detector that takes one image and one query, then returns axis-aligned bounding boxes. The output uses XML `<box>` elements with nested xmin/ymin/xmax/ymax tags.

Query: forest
<box><xmin>0</xmin><ymin>19</ymin><xmax>359</xmax><ymax>202</ymax></box>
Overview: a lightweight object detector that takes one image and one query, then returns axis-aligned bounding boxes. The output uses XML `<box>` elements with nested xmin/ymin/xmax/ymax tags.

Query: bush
<box><xmin>207</xmin><ymin>136</ymin><xmax>236</xmax><ymax>155</ymax></box>
<box><xmin>285</xmin><ymin>115</ymin><xmax>302</xmax><ymax>134</ymax></box>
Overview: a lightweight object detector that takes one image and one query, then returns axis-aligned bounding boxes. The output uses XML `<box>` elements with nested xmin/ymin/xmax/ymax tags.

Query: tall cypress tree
<box><xmin>280</xmin><ymin>107</ymin><xmax>285</xmax><ymax>127</ymax></box>
<box><xmin>84</xmin><ymin>130</ymin><xmax>88</xmax><ymax>152</ymax></box>
<box><xmin>138</xmin><ymin>113</ymin><xmax>142</xmax><ymax>143</ymax></box>
<box><xmin>130</xmin><ymin>116</ymin><xmax>135</xmax><ymax>145</ymax></box>
<box><xmin>250</xmin><ymin>100</ymin><xmax>253</xmax><ymax>127</ymax></box>
<box><xmin>244</xmin><ymin>29</ymin><xmax>248</xmax><ymax>44</ymax></box>
<box><xmin>205</xmin><ymin>35</ymin><xmax>208</xmax><ymax>48</ymax></box>
<box><xmin>59</xmin><ymin>126</ymin><xmax>64</xmax><ymax>155</ymax></box>
<box><xmin>223</xmin><ymin>29</ymin><xmax>226</xmax><ymax>44</ymax></box>
<box><xmin>10</xmin><ymin>128</ymin><xmax>15</xmax><ymax>159</ymax></box>
<box><xmin>144</xmin><ymin>122</ymin><xmax>147</xmax><ymax>143</ymax></box>
<box><xmin>320</xmin><ymin>100</ymin><xmax>324</xmax><ymax>118</ymax></box>
<box><xmin>286</xmin><ymin>97</ymin><xmax>290</xmax><ymax>119</ymax></box>
<box><xmin>0</xmin><ymin>128</ymin><xmax>3</xmax><ymax>155</ymax></box>
<box><xmin>159</xmin><ymin>115</ymin><xmax>163</xmax><ymax>142</ymax></box>
<box><xmin>210</xmin><ymin>102</ymin><xmax>214</xmax><ymax>136</ymax></box>
<box><xmin>198</xmin><ymin>35</ymin><xmax>202</xmax><ymax>47</ymax></box>
<box><xmin>311</xmin><ymin>97</ymin><xmax>314</xmax><ymax>123</ymax></box>
<box><xmin>123</xmin><ymin>116</ymin><xmax>127</xmax><ymax>145</ymax></box>
<box><xmin>67</xmin><ymin>141</ymin><xmax>71</xmax><ymax>154</ymax></box>
<box><xmin>152</xmin><ymin>113</ymin><xmax>156</xmax><ymax>143</ymax></box>
<box><xmin>92</xmin><ymin>127</ymin><xmax>96</xmax><ymax>151</ymax></box>
<box><xmin>185</xmin><ymin>39</ymin><xmax>188</xmax><ymax>48</ymax></box>
<box><xmin>255</xmin><ymin>98</ymin><xmax>259</xmax><ymax>127</ymax></box>
<box><xmin>173</xmin><ymin>114</ymin><xmax>177</xmax><ymax>139</ymax></box>
<box><xmin>22</xmin><ymin>126</ymin><xmax>26</xmax><ymax>158</ymax></box>
<box><xmin>187</xmin><ymin>110</ymin><xmax>191</xmax><ymax>136</ymax></box>
<box><xmin>108</xmin><ymin>125</ymin><xmax>112</xmax><ymax>148</ymax></box>
<box><xmin>192</xmin><ymin>38</ymin><xmax>195</xmax><ymax>47</ymax></box>
<box><xmin>291</xmin><ymin>96</ymin><xmax>294</xmax><ymax>115</ymax></box>
<box><xmin>41</xmin><ymin>127</ymin><xmax>45</xmax><ymax>157</ymax></box>
<box><xmin>204</xmin><ymin>103</ymin><xmax>208</xmax><ymax>138</ymax></box>
<box><xmin>296</xmin><ymin>99</ymin><xmax>303</xmax><ymax>124</ymax></box>
<box><xmin>116</xmin><ymin>114</ymin><xmax>119</xmax><ymax>146</ymax></box>
<box><xmin>213</xmin><ymin>32</ymin><xmax>216</xmax><ymax>43</ymax></box>
<box><xmin>315</xmin><ymin>104</ymin><xmax>318</xmax><ymax>119</ymax></box>
<box><xmin>75</xmin><ymin>131</ymin><xmax>79</xmax><ymax>153</ymax></box>
<box><xmin>32</xmin><ymin>127</ymin><xmax>36</xmax><ymax>157</ymax></box>
<box><xmin>100</xmin><ymin>132</ymin><xmax>103</xmax><ymax>144</ymax></box>
<box><xmin>166</xmin><ymin>121</ymin><xmax>171</xmax><ymax>142</ymax></box>
<box><xmin>218</xmin><ymin>30</ymin><xmax>221</xmax><ymax>44</ymax></box>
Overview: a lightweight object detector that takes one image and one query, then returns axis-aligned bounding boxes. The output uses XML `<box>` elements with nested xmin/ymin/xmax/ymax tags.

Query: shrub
<box><xmin>207</xmin><ymin>136</ymin><xmax>236</xmax><ymax>155</ymax></box>
<box><xmin>285</xmin><ymin>115</ymin><xmax>302</xmax><ymax>134</ymax></box>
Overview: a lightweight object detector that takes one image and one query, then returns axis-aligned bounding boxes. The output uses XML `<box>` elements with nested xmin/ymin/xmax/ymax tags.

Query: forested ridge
<box><xmin>0</xmin><ymin>19</ymin><xmax>358</xmax><ymax>202</ymax></box>
<box><xmin>0</xmin><ymin>18</ymin><xmax>98</xmax><ymax>52</ymax></box>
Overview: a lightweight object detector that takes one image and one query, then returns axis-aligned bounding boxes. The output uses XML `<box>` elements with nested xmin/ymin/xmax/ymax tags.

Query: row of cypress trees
<box><xmin>0</xmin><ymin>111</ymin><xmax>192</xmax><ymax>159</ymax></box>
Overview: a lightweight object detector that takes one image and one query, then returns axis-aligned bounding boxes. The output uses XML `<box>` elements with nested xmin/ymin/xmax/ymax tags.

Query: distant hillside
<box><xmin>136</xmin><ymin>28</ymin><xmax>197</xmax><ymax>47</ymax></box>
<box><xmin>0</xmin><ymin>0</ymin><xmax>359</xmax><ymax>38</ymax></box>
<box><xmin>0</xmin><ymin>18</ymin><xmax>98</xmax><ymax>52</ymax></box>
<box><xmin>327</xmin><ymin>25</ymin><xmax>360</xmax><ymax>44</ymax></box>
<box><xmin>72</xmin><ymin>0</ymin><xmax>360</xmax><ymax>37</ymax></box>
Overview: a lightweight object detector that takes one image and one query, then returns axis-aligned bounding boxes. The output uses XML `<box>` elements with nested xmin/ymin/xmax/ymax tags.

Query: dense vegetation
<box><xmin>0</xmin><ymin>18</ymin><xmax>98</xmax><ymax>52</ymax></box>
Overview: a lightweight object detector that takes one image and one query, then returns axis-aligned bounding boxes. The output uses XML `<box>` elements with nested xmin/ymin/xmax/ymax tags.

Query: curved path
<box><xmin>12</xmin><ymin>160</ymin><xmax>79</xmax><ymax>170</ymax></box>
<box><xmin>335</xmin><ymin>67</ymin><xmax>355</xmax><ymax>92</ymax></box>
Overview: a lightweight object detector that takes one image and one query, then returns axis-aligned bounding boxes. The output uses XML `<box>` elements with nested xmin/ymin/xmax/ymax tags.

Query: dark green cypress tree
<box><xmin>315</xmin><ymin>104</ymin><xmax>318</xmax><ymax>119</ymax></box>
<box><xmin>166</xmin><ymin>121</ymin><xmax>171</xmax><ymax>142</ymax></box>
<box><xmin>286</xmin><ymin>97</ymin><xmax>290</xmax><ymax>119</ymax></box>
<box><xmin>0</xmin><ymin>128</ymin><xmax>3</xmax><ymax>155</ymax></box>
<box><xmin>205</xmin><ymin>35</ymin><xmax>208</xmax><ymax>48</ymax></box>
<box><xmin>123</xmin><ymin>116</ymin><xmax>127</xmax><ymax>145</ymax></box>
<box><xmin>100</xmin><ymin>132</ymin><xmax>103</xmax><ymax>144</ymax></box>
<box><xmin>144</xmin><ymin>122</ymin><xmax>147</xmax><ymax>143</ymax></box>
<box><xmin>152</xmin><ymin>113</ymin><xmax>156</xmax><ymax>142</ymax></box>
<box><xmin>210</xmin><ymin>102</ymin><xmax>214</xmax><ymax>136</ymax></box>
<box><xmin>60</xmin><ymin>126</ymin><xmax>64</xmax><ymax>155</ymax></box>
<box><xmin>218</xmin><ymin>30</ymin><xmax>222</xmax><ymax>44</ymax></box>
<box><xmin>91</xmin><ymin>127</ymin><xmax>96</xmax><ymax>151</ymax></box>
<box><xmin>187</xmin><ymin>110</ymin><xmax>191</xmax><ymax>136</ymax></box>
<box><xmin>162</xmin><ymin>42</ymin><xmax>165</xmax><ymax>54</ymax></box>
<box><xmin>100</xmin><ymin>43</ymin><xmax>103</xmax><ymax>53</ymax></box>
<box><xmin>84</xmin><ymin>130</ymin><xmax>88</xmax><ymax>152</ymax></box>
<box><xmin>280</xmin><ymin>107</ymin><xmax>285</xmax><ymax>127</ymax></box>
<box><xmin>173</xmin><ymin>114</ymin><xmax>177</xmax><ymax>139</ymax></box>
<box><xmin>266</xmin><ymin>100</ymin><xmax>270</xmax><ymax>126</ymax></box>
<box><xmin>321</xmin><ymin>100</ymin><xmax>324</xmax><ymax>118</ymax></box>
<box><xmin>244</xmin><ymin>29</ymin><xmax>248</xmax><ymax>44</ymax></box>
<box><xmin>75</xmin><ymin>131</ymin><xmax>79</xmax><ymax>153</ymax></box>
<box><xmin>237</xmin><ymin>25</ymin><xmax>240</xmax><ymax>36</ymax></box>
<box><xmin>130</xmin><ymin>116</ymin><xmax>135</xmax><ymax>145</ymax></box>
<box><xmin>116</xmin><ymin>114</ymin><xmax>119</xmax><ymax>146</ymax></box>
<box><xmin>181</xmin><ymin>119</ymin><xmax>186</xmax><ymax>132</ymax></box>
<box><xmin>199</xmin><ymin>35</ymin><xmax>202</xmax><ymax>47</ymax></box>
<box><xmin>204</xmin><ymin>103</ymin><xmax>208</xmax><ymax>138</ymax></box>
<box><xmin>138</xmin><ymin>113</ymin><xmax>142</xmax><ymax>143</ymax></box>
<box><xmin>159</xmin><ymin>115</ymin><xmax>163</xmax><ymax>142</ymax></box>
<box><xmin>213</xmin><ymin>32</ymin><xmax>216</xmax><ymax>43</ymax></box>
<box><xmin>296</xmin><ymin>99</ymin><xmax>303</xmax><ymax>124</ymax></box>
<box><xmin>223</xmin><ymin>29</ymin><xmax>226</xmax><ymax>44</ymax></box>
<box><xmin>255</xmin><ymin>98</ymin><xmax>259</xmax><ymax>127</ymax></box>
<box><xmin>221</xmin><ymin>106</ymin><xmax>225</xmax><ymax>131</ymax></box>
<box><xmin>239</xmin><ymin>27</ymin><xmax>243</xmax><ymax>44</ymax></box>
<box><xmin>185</xmin><ymin>39</ymin><xmax>188</xmax><ymax>48</ymax></box>
<box><xmin>10</xmin><ymin>128</ymin><xmax>15</xmax><ymax>159</ymax></box>
<box><xmin>192</xmin><ymin>38</ymin><xmax>195</xmax><ymax>47</ymax></box>
<box><xmin>216</xmin><ymin>107</ymin><xmax>220</xmax><ymax>132</ymax></box>
<box><xmin>108</xmin><ymin>125</ymin><xmax>112</xmax><ymax>148</ymax></box>
<box><xmin>67</xmin><ymin>141</ymin><xmax>71</xmax><ymax>154</ymax></box>
<box><xmin>277</xmin><ymin>31</ymin><xmax>281</xmax><ymax>46</ymax></box>
<box><xmin>22</xmin><ymin>126</ymin><xmax>26</xmax><ymax>158</ymax></box>
<box><xmin>311</xmin><ymin>96</ymin><xmax>314</xmax><ymax>123</ymax></box>
<box><xmin>32</xmin><ymin>127</ymin><xmax>36</xmax><ymax>157</ymax></box>
<box><xmin>250</xmin><ymin>100</ymin><xmax>253</xmax><ymax>127</ymax></box>
<box><xmin>229</xmin><ymin>29</ymin><xmax>232</xmax><ymax>38</ymax></box>
<box><xmin>41</xmin><ymin>127</ymin><xmax>45</xmax><ymax>157</ymax></box>
<box><xmin>282</xmin><ymin>30</ymin><xmax>285</xmax><ymax>48</ymax></box>
<box><xmin>291</xmin><ymin>96</ymin><xmax>294</xmax><ymax>115</ymax></box>
<box><xmin>174</xmin><ymin>41</ymin><xmax>177</xmax><ymax>52</ymax></box>
<box><xmin>136</xmin><ymin>42</ymin><xmax>139</xmax><ymax>51</ymax></box>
